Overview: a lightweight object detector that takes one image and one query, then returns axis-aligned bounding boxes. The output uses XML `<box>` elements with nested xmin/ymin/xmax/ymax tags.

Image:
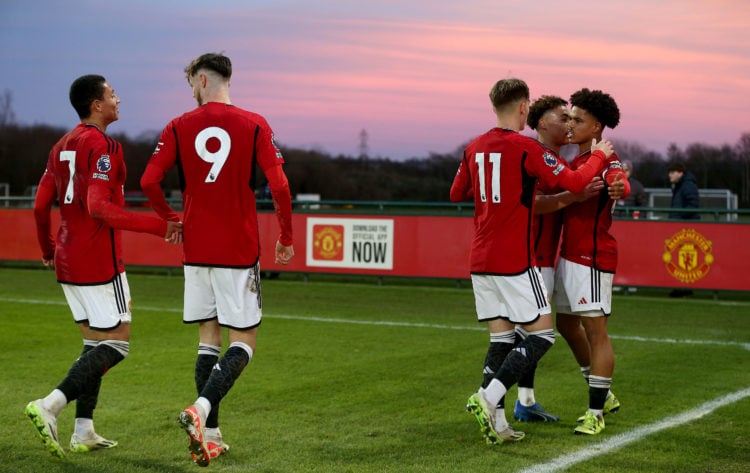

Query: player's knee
<box><xmin>100</xmin><ymin>340</ymin><xmax>130</xmax><ymax>358</ymax></box>
<box><xmin>528</xmin><ymin>329</ymin><xmax>555</xmax><ymax>346</ymax></box>
<box><xmin>556</xmin><ymin>314</ymin><xmax>578</xmax><ymax>335</ymax></box>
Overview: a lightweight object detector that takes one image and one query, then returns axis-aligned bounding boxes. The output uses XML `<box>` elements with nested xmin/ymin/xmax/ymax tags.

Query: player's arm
<box><xmin>604</xmin><ymin>161</ymin><xmax>630</xmax><ymax>201</ymax></box>
<box><xmin>264</xmin><ymin>162</ymin><xmax>293</xmax><ymax>247</ymax></box>
<box><xmin>88</xmin><ymin>183</ymin><xmax>180</xmax><ymax>239</ymax></box>
<box><xmin>140</xmin><ymin>163</ymin><xmax>181</xmax><ymax>222</ymax></box>
<box><xmin>87</xmin><ymin>144</ymin><xmax>178</xmax><ymax>239</ymax></box>
<box><xmin>554</xmin><ymin>139</ymin><xmax>613</xmax><ymax>193</ymax></box>
<box><xmin>534</xmin><ymin>177</ymin><xmax>604</xmax><ymax>215</ymax></box>
<box><xmin>449</xmin><ymin>156</ymin><xmax>473</xmax><ymax>202</ymax></box>
<box><xmin>257</xmin><ymin>125</ymin><xmax>294</xmax><ymax>264</ymax></box>
<box><xmin>140</xmin><ymin>126</ymin><xmax>181</xmax><ymax>222</ymax></box>
<box><xmin>33</xmin><ymin>169</ymin><xmax>56</xmax><ymax>264</ymax></box>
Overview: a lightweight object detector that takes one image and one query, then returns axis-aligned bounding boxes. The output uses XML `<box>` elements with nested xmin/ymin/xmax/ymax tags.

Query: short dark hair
<box><xmin>569</xmin><ymin>88</ymin><xmax>620</xmax><ymax>129</ymax></box>
<box><xmin>185</xmin><ymin>53</ymin><xmax>232</xmax><ymax>80</ymax></box>
<box><xmin>668</xmin><ymin>162</ymin><xmax>686</xmax><ymax>173</ymax></box>
<box><xmin>527</xmin><ymin>95</ymin><xmax>567</xmax><ymax>130</ymax></box>
<box><xmin>69</xmin><ymin>74</ymin><xmax>106</xmax><ymax>120</ymax></box>
<box><xmin>489</xmin><ymin>78</ymin><xmax>529</xmax><ymax>111</ymax></box>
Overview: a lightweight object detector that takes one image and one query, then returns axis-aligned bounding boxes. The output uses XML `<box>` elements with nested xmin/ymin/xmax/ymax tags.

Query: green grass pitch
<box><xmin>1</xmin><ymin>267</ymin><xmax>748</xmax><ymax>472</ymax></box>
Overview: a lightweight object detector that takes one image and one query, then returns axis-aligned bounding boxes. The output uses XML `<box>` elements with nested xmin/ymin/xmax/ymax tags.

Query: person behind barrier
<box><xmin>667</xmin><ymin>162</ymin><xmax>700</xmax><ymax>220</ymax></box>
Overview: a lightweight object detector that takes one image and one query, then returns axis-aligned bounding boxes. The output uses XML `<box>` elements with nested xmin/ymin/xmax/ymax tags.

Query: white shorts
<box><xmin>539</xmin><ymin>266</ymin><xmax>555</xmax><ymax>295</ymax></box>
<box><xmin>553</xmin><ymin>258</ymin><xmax>613</xmax><ymax>316</ymax></box>
<box><xmin>61</xmin><ymin>272</ymin><xmax>132</xmax><ymax>330</ymax></box>
<box><xmin>471</xmin><ymin>268</ymin><xmax>551</xmax><ymax>324</ymax></box>
<box><xmin>183</xmin><ymin>264</ymin><xmax>262</xmax><ymax>330</ymax></box>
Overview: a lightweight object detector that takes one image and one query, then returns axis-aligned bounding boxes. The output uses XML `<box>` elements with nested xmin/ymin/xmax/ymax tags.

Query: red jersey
<box><xmin>141</xmin><ymin>102</ymin><xmax>293</xmax><ymax>268</ymax></box>
<box><xmin>450</xmin><ymin>128</ymin><xmax>607</xmax><ymax>275</ymax></box>
<box><xmin>34</xmin><ymin>124</ymin><xmax>167</xmax><ymax>284</ymax></box>
<box><xmin>559</xmin><ymin>150</ymin><xmax>630</xmax><ymax>272</ymax></box>
<box><xmin>533</xmin><ymin>155</ymin><xmax>567</xmax><ymax>269</ymax></box>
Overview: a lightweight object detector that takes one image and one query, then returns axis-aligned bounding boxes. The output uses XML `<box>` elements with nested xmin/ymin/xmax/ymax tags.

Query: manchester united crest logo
<box><xmin>312</xmin><ymin>225</ymin><xmax>344</xmax><ymax>261</ymax></box>
<box><xmin>662</xmin><ymin>229</ymin><xmax>714</xmax><ymax>283</ymax></box>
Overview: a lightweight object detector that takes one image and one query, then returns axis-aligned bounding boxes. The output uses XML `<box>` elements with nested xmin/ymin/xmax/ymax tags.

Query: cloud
<box><xmin>1</xmin><ymin>0</ymin><xmax>748</xmax><ymax>158</ymax></box>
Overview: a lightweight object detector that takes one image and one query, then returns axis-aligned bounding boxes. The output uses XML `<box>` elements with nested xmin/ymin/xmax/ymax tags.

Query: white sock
<box><xmin>580</xmin><ymin>365</ymin><xmax>591</xmax><ymax>383</ymax></box>
<box><xmin>494</xmin><ymin>404</ymin><xmax>509</xmax><ymax>431</ymax></box>
<box><xmin>517</xmin><ymin>387</ymin><xmax>536</xmax><ymax>407</ymax></box>
<box><xmin>205</xmin><ymin>427</ymin><xmax>221</xmax><ymax>440</ymax></box>
<box><xmin>483</xmin><ymin>379</ymin><xmax>508</xmax><ymax>410</ymax></box>
<box><xmin>42</xmin><ymin>389</ymin><xmax>67</xmax><ymax>417</ymax></box>
<box><xmin>75</xmin><ymin>418</ymin><xmax>95</xmax><ymax>437</ymax></box>
<box><xmin>195</xmin><ymin>397</ymin><xmax>211</xmax><ymax>424</ymax></box>
<box><xmin>229</xmin><ymin>341</ymin><xmax>254</xmax><ymax>359</ymax></box>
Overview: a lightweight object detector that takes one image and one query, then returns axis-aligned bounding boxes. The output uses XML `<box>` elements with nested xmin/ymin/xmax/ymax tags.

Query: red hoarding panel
<box><xmin>611</xmin><ymin>220</ymin><xmax>747</xmax><ymax>291</ymax></box>
<box><xmin>1</xmin><ymin>209</ymin><xmax>748</xmax><ymax>291</ymax></box>
<box><xmin>0</xmin><ymin>209</ymin><xmax>183</xmax><ymax>267</ymax></box>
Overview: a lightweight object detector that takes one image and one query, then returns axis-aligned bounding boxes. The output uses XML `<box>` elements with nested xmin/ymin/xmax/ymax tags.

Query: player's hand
<box><xmin>42</xmin><ymin>257</ymin><xmax>54</xmax><ymax>269</ymax></box>
<box><xmin>164</xmin><ymin>221</ymin><xmax>183</xmax><ymax>244</ymax></box>
<box><xmin>576</xmin><ymin>176</ymin><xmax>604</xmax><ymax>201</ymax></box>
<box><xmin>608</xmin><ymin>174</ymin><xmax>626</xmax><ymax>200</ymax></box>
<box><xmin>275</xmin><ymin>241</ymin><xmax>294</xmax><ymax>265</ymax></box>
<box><xmin>591</xmin><ymin>138</ymin><xmax>614</xmax><ymax>158</ymax></box>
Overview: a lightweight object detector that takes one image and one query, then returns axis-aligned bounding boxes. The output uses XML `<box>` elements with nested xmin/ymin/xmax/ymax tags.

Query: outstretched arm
<box><xmin>88</xmin><ymin>183</ymin><xmax>177</xmax><ymax>239</ymax></box>
<box><xmin>140</xmin><ymin>163</ymin><xmax>181</xmax><ymax>223</ymax></box>
<box><xmin>534</xmin><ymin>177</ymin><xmax>604</xmax><ymax>215</ymax></box>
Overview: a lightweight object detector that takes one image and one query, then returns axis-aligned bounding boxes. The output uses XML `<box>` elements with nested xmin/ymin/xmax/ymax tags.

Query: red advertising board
<box><xmin>1</xmin><ymin>209</ymin><xmax>747</xmax><ymax>291</ymax></box>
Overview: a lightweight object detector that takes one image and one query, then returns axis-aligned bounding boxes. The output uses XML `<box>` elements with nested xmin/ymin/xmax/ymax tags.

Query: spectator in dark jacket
<box><xmin>667</xmin><ymin>162</ymin><xmax>700</xmax><ymax>220</ymax></box>
<box><xmin>618</xmin><ymin>160</ymin><xmax>648</xmax><ymax>206</ymax></box>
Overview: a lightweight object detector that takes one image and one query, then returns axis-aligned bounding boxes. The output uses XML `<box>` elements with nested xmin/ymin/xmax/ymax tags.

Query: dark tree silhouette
<box><xmin>1</xmin><ymin>116</ymin><xmax>748</xmax><ymax>207</ymax></box>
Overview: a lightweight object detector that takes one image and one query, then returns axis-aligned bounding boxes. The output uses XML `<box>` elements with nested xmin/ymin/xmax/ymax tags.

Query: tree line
<box><xmin>1</xmin><ymin>97</ymin><xmax>748</xmax><ymax>207</ymax></box>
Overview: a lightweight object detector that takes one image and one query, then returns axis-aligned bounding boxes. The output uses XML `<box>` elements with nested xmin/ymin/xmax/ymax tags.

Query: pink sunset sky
<box><xmin>1</xmin><ymin>0</ymin><xmax>748</xmax><ymax>159</ymax></box>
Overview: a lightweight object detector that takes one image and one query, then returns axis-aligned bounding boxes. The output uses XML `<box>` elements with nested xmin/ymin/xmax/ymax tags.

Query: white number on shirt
<box><xmin>59</xmin><ymin>150</ymin><xmax>76</xmax><ymax>204</ymax></box>
<box><xmin>474</xmin><ymin>152</ymin><xmax>501</xmax><ymax>203</ymax></box>
<box><xmin>195</xmin><ymin>126</ymin><xmax>231</xmax><ymax>183</ymax></box>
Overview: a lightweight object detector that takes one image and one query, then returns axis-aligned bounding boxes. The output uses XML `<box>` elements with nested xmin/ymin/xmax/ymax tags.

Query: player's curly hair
<box><xmin>569</xmin><ymin>88</ymin><xmax>620</xmax><ymax>129</ymax></box>
<box><xmin>527</xmin><ymin>95</ymin><xmax>567</xmax><ymax>130</ymax></box>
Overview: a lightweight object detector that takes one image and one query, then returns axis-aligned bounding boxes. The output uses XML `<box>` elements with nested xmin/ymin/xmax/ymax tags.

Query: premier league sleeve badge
<box><xmin>93</xmin><ymin>154</ymin><xmax>111</xmax><ymax>181</ymax></box>
<box><xmin>543</xmin><ymin>152</ymin><xmax>558</xmax><ymax>167</ymax></box>
<box><xmin>97</xmin><ymin>154</ymin><xmax>111</xmax><ymax>172</ymax></box>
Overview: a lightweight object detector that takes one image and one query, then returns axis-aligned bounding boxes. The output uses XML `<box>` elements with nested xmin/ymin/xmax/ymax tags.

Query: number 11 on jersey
<box><xmin>475</xmin><ymin>152</ymin><xmax>501</xmax><ymax>203</ymax></box>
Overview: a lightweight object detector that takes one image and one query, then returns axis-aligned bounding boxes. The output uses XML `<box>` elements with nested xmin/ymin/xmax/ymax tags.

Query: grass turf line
<box><xmin>1</xmin><ymin>268</ymin><xmax>748</xmax><ymax>473</ymax></box>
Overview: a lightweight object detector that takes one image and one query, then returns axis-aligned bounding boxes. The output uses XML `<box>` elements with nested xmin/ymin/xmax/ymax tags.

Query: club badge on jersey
<box><xmin>93</xmin><ymin>154</ymin><xmax>111</xmax><ymax>181</ymax></box>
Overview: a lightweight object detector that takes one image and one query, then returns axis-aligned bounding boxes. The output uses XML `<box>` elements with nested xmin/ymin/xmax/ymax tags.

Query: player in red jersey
<box><xmin>514</xmin><ymin>96</ymin><xmax>625</xmax><ymax>423</ymax></box>
<box><xmin>554</xmin><ymin>88</ymin><xmax>630</xmax><ymax>435</ymax></box>
<box><xmin>511</xmin><ymin>96</ymin><xmax>601</xmax><ymax>423</ymax></box>
<box><xmin>141</xmin><ymin>53</ymin><xmax>293</xmax><ymax>466</ymax></box>
<box><xmin>451</xmin><ymin>78</ymin><xmax>615</xmax><ymax>445</ymax></box>
<box><xmin>26</xmin><ymin>74</ymin><xmax>181</xmax><ymax>459</ymax></box>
